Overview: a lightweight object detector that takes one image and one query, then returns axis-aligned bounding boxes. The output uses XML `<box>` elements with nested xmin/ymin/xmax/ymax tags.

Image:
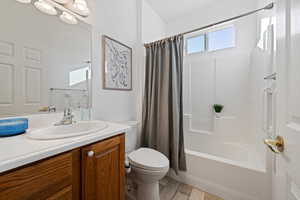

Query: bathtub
<box><xmin>169</xmin><ymin>132</ymin><xmax>271</xmax><ymax>200</ymax></box>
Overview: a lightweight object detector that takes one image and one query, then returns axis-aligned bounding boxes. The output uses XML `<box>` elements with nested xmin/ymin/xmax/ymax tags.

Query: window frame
<box><xmin>185</xmin><ymin>24</ymin><xmax>236</xmax><ymax>55</ymax></box>
<box><xmin>206</xmin><ymin>25</ymin><xmax>236</xmax><ymax>52</ymax></box>
<box><xmin>185</xmin><ymin>34</ymin><xmax>207</xmax><ymax>55</ymax></box>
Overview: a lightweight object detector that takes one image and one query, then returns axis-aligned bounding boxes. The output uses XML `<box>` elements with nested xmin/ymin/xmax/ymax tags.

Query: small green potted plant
<box><xmin>213</xmin><ymin>104</ymin><xmax>224</xmax><ymax>118</ymax></box>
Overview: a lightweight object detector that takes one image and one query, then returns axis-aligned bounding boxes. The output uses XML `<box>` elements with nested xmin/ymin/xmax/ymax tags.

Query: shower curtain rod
<box><xmin>144</xmin><ymin>2</ymin><xmax>274</xmax><ymax>47</ymax></box>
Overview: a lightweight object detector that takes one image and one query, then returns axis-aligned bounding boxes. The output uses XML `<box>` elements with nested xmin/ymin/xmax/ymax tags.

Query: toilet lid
<box><xmin>128</xmin><ymin>148</ymin><xmax>169</xmax><ymax>171</ymax></box>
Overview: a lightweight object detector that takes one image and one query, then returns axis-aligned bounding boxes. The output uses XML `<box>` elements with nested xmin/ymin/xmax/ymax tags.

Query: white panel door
<box><xmin>272</xmin><ymin>0</ymin><xmax>300</xmax><ymax>199</ymax></box>
<box><xmin>0</xmin><ymin>40</ymin><xmax>43</xmax><ymax>117</ymax></box>
<box><xmin>0</xmin><ymin>41</ymin><xmax>19</xmax><ymax>117</ymax></box>
<box><xmin>22</xmin><ymin>47</ymin><xmax>43</xmax><ymax>114</ymax></box>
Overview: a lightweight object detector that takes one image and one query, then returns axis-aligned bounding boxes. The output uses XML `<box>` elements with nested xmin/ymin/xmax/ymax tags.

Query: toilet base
<box><xmin>137</xmin><ymin>181</ymin><xmax>160</xmax><ymax>200</ymax></box>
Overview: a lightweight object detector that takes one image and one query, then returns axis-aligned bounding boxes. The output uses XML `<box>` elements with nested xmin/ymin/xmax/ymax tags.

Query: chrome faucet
<box><xmin>55</xmin><ymin>108</ymin><xmax>75</xmax><ymax>126</ymax></box>
<box><xmin>48</xmin><ymin>105</ymin><xmax>56</xmax><ymax>113</ymax></box>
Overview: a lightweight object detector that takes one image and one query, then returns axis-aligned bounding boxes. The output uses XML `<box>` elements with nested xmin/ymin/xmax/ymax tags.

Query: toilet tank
<box><xmin>118</xmin><ymin>121</ymin><xmax>139</xmax><ymax>153</ymax></box>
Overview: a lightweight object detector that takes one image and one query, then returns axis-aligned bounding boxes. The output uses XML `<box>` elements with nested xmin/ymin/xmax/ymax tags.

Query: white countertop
<box><xmin>0</xmin><ymin>115</ymin><xmax>130</xmax><ymax>173</ymax></box>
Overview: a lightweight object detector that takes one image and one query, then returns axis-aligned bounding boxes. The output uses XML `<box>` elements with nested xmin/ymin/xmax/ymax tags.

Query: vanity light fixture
<box><xmin>15</xmin><ymin>0</ymin><xmax>90</xmax><ymax>25</ymax></box>
<box><xmin>60</xmin><ymin>11</ymin><xmax>78</xmax><ymax>24</ymax></box>
<box><xmin>15</xmin><ymin>0</ymin><xmax>31</xmax><ymax>3</ymax></box>
<box><xmin>34</xmin><ymin>0</ymin><xmax>58</xmax><ymax>15</ymax></box>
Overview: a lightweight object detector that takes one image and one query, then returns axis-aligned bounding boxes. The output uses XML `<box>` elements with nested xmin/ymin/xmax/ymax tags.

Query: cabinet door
<box><xmin>0</xmin><ymin>150</ymin><xmax>81</xmax><ymax>200</ymax></box>
<box><xmin>82</xmin><ymin>134</ymin><xmax>125</xmax><ymax>200</ymax></box>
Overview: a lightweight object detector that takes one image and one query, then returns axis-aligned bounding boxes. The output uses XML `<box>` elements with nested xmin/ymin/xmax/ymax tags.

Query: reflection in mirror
<box><xmin>0</xmin><ymin>0</ymin><xmax>92</xmax><ymax>118</ymax></box>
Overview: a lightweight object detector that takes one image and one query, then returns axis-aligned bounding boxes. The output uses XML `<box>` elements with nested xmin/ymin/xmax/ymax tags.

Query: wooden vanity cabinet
<box><xmin>0</xmin><ymin>134</ymin><xmax>125</xmax><ymax>200</ymax></box>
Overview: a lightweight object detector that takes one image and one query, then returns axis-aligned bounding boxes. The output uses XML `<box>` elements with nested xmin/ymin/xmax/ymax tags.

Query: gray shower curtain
<box><xmin>142</xmin><ymin>35</ymin><xmax>187</xmax><ymax>173</ymax></box>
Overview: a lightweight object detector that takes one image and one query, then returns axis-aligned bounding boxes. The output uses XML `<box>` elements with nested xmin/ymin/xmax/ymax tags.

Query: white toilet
<box><xmin>122</xmin><ymin>121</ymin><xmax>170</xmax><ymax>200</ymax></box>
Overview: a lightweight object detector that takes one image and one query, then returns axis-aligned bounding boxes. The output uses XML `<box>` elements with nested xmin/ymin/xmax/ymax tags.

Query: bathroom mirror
<box><xmin>0</xmin><ymin>0</ymin><xmax>92</xmax><ymax>118</ymax></box>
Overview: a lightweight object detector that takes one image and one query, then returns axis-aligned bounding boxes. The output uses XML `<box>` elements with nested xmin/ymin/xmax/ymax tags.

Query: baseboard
<box><xmin>167</xmin><ymin>170</ymin><xmax>258</xmax><ymax>200</ymax></box>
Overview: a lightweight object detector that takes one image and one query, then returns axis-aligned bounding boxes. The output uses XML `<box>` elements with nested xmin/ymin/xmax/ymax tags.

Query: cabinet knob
<box><xmin>87</xmin><ymin>151</ymin><xmax>94</xmax><ymax>157</ymax></box>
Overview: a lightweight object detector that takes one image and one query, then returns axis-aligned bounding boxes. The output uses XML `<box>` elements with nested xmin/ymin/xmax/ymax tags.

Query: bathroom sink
<box><xmin>27</xmin><ymin>121</ymin><xmax>108</xmax><ymax>140</ymax></box>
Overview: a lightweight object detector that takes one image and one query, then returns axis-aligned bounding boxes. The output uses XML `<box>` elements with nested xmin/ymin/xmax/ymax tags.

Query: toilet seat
<box><xmin>128</xmin><ymin>148</ymin><xmax>169</xmax><ymax>171</ymax></box>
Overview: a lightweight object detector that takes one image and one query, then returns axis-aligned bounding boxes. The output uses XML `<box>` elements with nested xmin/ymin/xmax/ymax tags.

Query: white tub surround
<box><xmin>169</xmin><ymin>150</ymin><xmax>269</xmax><ymax>200</ymax></box>
<box><xmin>168</xmin><ymin>131</ymin><xmax>269</xmax><ymax>200</ymax></box>
<box><xmin>185</xmin><ymin>132</ymin><xmax>265</xmax><ymax>172</ymax></box>
<box><xmin>0</xmin><ymin>113</ymin><xmax>130</xmax><ymax>173</ymax></box>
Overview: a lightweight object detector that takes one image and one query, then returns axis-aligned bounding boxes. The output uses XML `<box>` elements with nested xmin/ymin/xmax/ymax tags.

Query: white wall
<box><xmin>89</xmin><ymin>0</ymin><xmax>167</xmax><ymax>122</ymax></box>
<box><xmin>91</xmin><ymin>0</ymin><xmax>140</xmax><ymax>122</ymax></box>
<box><xmin>142</xmin><ymin>0</ymin><xmax>166</xmax><ymax>43</ymax></box>
<box><xmin>166</xmin><ymin>0</ymin><xmax>258</xmax><ymax>36</ymax></box>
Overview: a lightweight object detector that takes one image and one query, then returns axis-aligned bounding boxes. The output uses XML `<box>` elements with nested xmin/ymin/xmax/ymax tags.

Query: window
<box><xmin>186</xmin><ymin>35</ymin><xmax>205</xmax><ymax>54</ymax></box>
<box><xmin>69</xmin><ymin>67</ymin><xmax>90</xmax><ymax>86</ymax></box>
<box><xmin>207</xmin><ymin>27</ymin><xmax>235</xmax><ymax>51</ymax></box>
<box><xmin>186</xmin><ymin>26</ymin><xmax>236</xmax><ymax>54</ymax></box>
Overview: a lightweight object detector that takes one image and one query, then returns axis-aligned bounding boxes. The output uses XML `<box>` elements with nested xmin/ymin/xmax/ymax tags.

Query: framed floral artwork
<box><xmin>102</xmin><ymin>35</ymin><xmax>132</xmax><ymax>90</ymax></box>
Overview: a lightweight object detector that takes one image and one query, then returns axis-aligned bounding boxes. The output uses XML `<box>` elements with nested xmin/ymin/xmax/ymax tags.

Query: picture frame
<box><xmin>102</xmin><ymin>35</ymin><xmax>132</xmax><ymax>91</ymax></box>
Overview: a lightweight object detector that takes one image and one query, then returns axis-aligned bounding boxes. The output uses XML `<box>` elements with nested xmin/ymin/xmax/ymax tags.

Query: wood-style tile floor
<box><xmin>126</xmin><ymin>176</ymin><xmax>224</xmax><ymax>200</ymax></box>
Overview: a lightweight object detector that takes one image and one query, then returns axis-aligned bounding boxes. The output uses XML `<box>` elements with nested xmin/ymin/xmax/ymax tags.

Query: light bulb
<box><xmin>16</xmin><ymin>0</ymin><xmax>31</xmax><ymax>3</ymax></box>
<box><xmin>74</xmin><ymin>0</ymin><xmax>87</xmax><ymax>7</ymax></box>
<box><xmin>60</xmin><ymin>11</ymin><xmax>78</xmax><ymax>25</ymax></box>
<box><xmin>71</xmin><ymin>0</ymin><xmax>90</xmax><ymax>17</ymax></box>
<box><xmin>34</xmin><ymin>0</ymin><xmax>58</xmax><ymax>15</ymax></box>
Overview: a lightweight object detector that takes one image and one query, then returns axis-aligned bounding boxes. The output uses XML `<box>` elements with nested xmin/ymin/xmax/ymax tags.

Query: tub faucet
<box><xmin>55</xmin><ymin>108</ymin><xmax>75</xmax><ymax>126</ymax></box>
